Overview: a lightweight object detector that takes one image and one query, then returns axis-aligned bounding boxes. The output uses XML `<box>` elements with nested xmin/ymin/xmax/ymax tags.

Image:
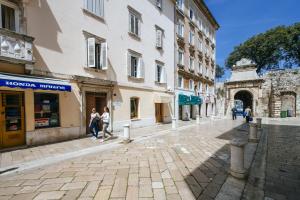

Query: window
<box><xmin>129</xmin><ymin>11</ymin><xmax>140</xmax><ymax>37</ymax></box>
<box><xmin>189</xmin><ymin>79</ymin><xmax>194</xmax><ymax>91</ymax></box>
<box><xmin>34</xmin><ymin>93</ymin><xmax>60</xmax><ymax>129</ymax></box>
<box><xmin>189</xmin><ymin>57</ymin><xmax>194</xmax><ymax>70</ymax></box>
<box><xmin>189</xmin><ymin>30</ymin><xmax>194</xmax><ymax>45</ymax></box>
<box><xmin>87</xmin><ymin>37</ymin><xmax>107</xmax><ymax>70</ymax></box>
<box><xmin>127</xmin><ymin>51</ymin><xmax>143</xmax><ymax>78</ymax></box>
<box><xmin>156</xmin><ymin>0</ymin><xmax>162</xmax><ymax>9</ymax></box>
<box><xmin>198</xmin><ymin>39</ymin><xmax>202</xmax><ymax>52</ymax></box>
<box><xmin>0</xmin><ymin>2</ymin><xmax>18</xmax><ymax>32</ymax></box>
<box><xmin>156</xmin><ymin>28</ymin><xmax>163</xmax><ymax>48</ymax></box>
<box><xmin>85</xmin><ymin>0</ymin><xmax>104</xmax><ymax>17</ymax></box>
<box><xmin>177</xmin><ymin>20</ymin><xmax>184</xmax><ymax>38</ymax></box>
<box><xmin>198</xmin><ymin>82</ymin><xmax>202</xmax><ymax>94</ymax></box>
<box><xmin>206</xmin><ymin>84</ymin><xmax>209</xmax><ymax>95</ymax></box>
<box><xmin>130</xmin><ymin>97</ymin><xmax>139</xmax><ymax>119</ymax></box>
<box><xmin>189</xmin><ymin>8</ymin><xmax>194</xmax><ymax>21</ymax></box>
<box><xmin>178</xmin><ymin>76</ymin><xmax>183</xmax><ymax>88</ymax></box>
<box><xmin>156</xmin><ymin>63</ymin><xmax>166</xmax><ymax>83</ymax></box>
<box><xmin>177</xmin><ymin>49</ymin><xmax>184</xmax><ymax>65</ymax></box>
<box><xmin>176</xmin><ymin>0</ymin><xmax>184</xmax><ymax>11</ymax></box>
<box><xmin>198</xmin><ymin>62</ymin><xmax>202</xmax><ymax>74</ymax></box>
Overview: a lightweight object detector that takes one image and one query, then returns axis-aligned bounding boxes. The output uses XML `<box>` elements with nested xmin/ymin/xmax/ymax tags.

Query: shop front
<box><xmin>0</xmin><ymin>73</ymin><xmax>71</xmax><ymax>149</ymax></box>
<box><xmin>153</xmin><ymin>93</ymin><xmax>173</xmax><ymax>123</ymax></box>
<box><xmin>190</xmin><ymin>95</ymin><xmax>202</xmax><ymax>119</ymax></box>
<box><xmin>178</xmin><ymin>94</ymin><xmax>191</xmax><ymax>121</ymax></box>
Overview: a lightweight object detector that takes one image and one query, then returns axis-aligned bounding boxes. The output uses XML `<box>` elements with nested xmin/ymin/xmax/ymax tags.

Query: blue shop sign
<box><xmin>0</xmin><ymin>74</ymin><xmax>72</xmax><ymax>92</ymax></box>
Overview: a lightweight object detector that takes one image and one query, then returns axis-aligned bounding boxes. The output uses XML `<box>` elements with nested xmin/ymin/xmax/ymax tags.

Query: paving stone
<box><xmin>139</xmin><ymin>184</ymin><xmax>153</xmax><ymax>198</ymax></box>
<box><xmin>153</xmin><ymin>189</ymin><xmax>166</xmax><ymax>200</ymax></box>
<box><xmin>152</xmin><ymin>182</ymin><xmax>164</xmax><ymax>189</ymax></box>
<box><xmin>60</xmin><ymin>181</ymin><xmax>87</xmax><ymax>190</ymax></box>
<box><xmin>128</xmin><ymin>173</ymin><xmax>139</xmax><ymax>186</ymax></box>
<box><xmin>126</xmin><ymin>186</ymin><xmax>139</xmax><ymax>200</ymax></box>
<box><xmin>101</xmin><ymin>174</ymin><xmax>116</xmax><ymax>186</ymax></box>
<box><xmin>15</xmin><ymin>185</ymin><xmax>40</xmax><ymax>194</ymax></box>
<box><xmin>166</xmin><ymin>193</ymin><xmax>182</xmax><ymax>200</ymax></box>
<box><xmin>0</xmin><ymin>187</ymin><xmax>21</xmax><ymax>195</ymax></box>
<box><xmin>80</xmin><ymin>181</ymin><xmax>100</xmax><ymax>198</ymax></box>
<box><xmin>61</xmin><ymin>189</ymin><xmax>82</xmax><ymax>200</ymax></box>
<box><xmin>9</xmin><ymin>192</ymin><xmax>39</xmax><ymax>200</ymax></box>
<box><xmin>94</xmin><ymin>186</ymin><xmax>112</xmax><ymax>200</ymax></box>
<box><xmin>165</xmin><ymin>186</ymin><xmax>178</xmax><ymax>194</ymax></box>
<box><xmin>110</xmin><ymin>178</ymin><xmax>127</xmax><ymax>198</ymax></box>
<box><xmin>41</xmin><ymin>177</ymin><xmax>73</xmax><ymax>185</ymax></box>
<box><xmin>37</xmin><ymin>183</ymin><xmax>64</xmax><ymax>192</ymax></box>
<box><xmin>33</xmin><ymin>191</ymin><xmax>66</xmax><ymax>200</ymax></box>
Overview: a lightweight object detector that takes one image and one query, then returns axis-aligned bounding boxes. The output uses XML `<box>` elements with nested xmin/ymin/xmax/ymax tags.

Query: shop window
<box><xmin>130</xmin><ymin>97</ymin><xmax>139</xmax><ymax>119</ymax></box>
<box><xmin>34</xmin><ymin>93</ymin><xmax>60</xmax><ymax>129</ymax></box>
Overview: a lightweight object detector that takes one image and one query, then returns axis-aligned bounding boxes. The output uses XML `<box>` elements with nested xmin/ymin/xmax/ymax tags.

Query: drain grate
<box><xmin>0</xmin><ymin>167</ymin><xmax>18</xmax><ymax>175</ymax></box>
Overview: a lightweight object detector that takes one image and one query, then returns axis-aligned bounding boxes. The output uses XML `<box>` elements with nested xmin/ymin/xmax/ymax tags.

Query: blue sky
<box><xmin>204</xmin><ymin>0</ymin><xmax>300</xmax><ymax>81</ymax></box>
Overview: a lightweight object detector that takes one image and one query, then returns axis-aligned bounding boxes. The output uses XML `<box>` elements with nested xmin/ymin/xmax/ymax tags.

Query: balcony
<box><xmin>0</xmin><ymin>28</ymin><xmax>34</xmax><ymax>64</ymax></box>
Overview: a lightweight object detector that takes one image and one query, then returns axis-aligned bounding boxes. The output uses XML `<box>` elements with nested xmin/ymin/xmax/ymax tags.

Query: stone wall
<box><xmin>262</xmin><ymin>69</ymin><xmax>300</xmax><ymax>117</ymax></box>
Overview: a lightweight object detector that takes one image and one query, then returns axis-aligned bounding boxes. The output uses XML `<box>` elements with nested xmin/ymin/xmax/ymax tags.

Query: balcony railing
<box><xmin>0</xmin><ymin>28</ymin><xmax>34</xmax><ymax>64</ymax></box>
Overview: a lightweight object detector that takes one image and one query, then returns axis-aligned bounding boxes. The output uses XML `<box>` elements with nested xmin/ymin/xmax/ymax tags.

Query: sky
<box><xmin>204</xmin><ymin>0</ymin><xmax>300</xmax><ymax>81</ymax></box>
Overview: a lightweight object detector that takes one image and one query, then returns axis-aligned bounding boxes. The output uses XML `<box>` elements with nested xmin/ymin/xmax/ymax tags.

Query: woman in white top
<box><xmin>89</xmin><ymin>108</ymin><xmax>101</xmax><ymax>139</ymax></box>
<box><xmin>100</xmin><ymin>106</ymin><xmax>113</xmax><ymax>141</ymax></box>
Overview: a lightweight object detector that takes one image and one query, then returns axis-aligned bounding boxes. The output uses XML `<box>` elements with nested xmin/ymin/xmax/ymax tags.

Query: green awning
<box><xmin>190</xmin><ymin>95</ymin><xmax>202</xmax><ymax>105</ymax></box>
<box><xmin>178</xmin><ymin>94</ymin><xmax>191</xmax><ymax>105</ymax></box>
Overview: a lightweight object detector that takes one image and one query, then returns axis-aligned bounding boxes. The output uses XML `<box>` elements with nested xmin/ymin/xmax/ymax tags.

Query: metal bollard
<box><xmin>249</xmin><ymin>123</ymin><xmax>258</xmax><ymax>143</ymax></box>
<box><xmin>230</xmin><ymin>139</ymin><xmax>247</xmax><ymax>179</ymax></box>
<box><xmin>172</xmin><ymin>117</ymin><xmax>177</xmax><ymax>130</ymax></box>
<box><xmin>256</xmin><ymin>118</ymin><xmax>262</xmax><ymax>129</ymax></box>
<box><xmin>122</xmin><ymin>124</ymin><xmax>132</xmax><ymax>143</ymax></box>
<box><xmin>196</xmin><ymin>114</ymin><xmax>200</xmax><ymax>124</ymax></box>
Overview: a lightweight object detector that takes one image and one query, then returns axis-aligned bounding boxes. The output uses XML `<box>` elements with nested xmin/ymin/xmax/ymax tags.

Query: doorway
<box><xmin>86</xmin><ymin>92</ymin><xmax>107</xmax><ymax>134</ymax></box>
<box><xmin>155</xmin><ymin>103</ymin><xmax>163</xmax><ymax>123</ymax></box>
<box><xmin>234</xmin><ymin>90</ymin><xmax>253</xmax><ymax>113</ymax></box>
<box><xmin>0</xmin><ymin>91</ymin><xmax>25</xmax><ymax>148</ymax></box>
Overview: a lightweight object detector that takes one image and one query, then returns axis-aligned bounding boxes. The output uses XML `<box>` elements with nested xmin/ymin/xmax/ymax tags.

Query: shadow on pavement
<box><xmin>183</xmin><ymin>123</ymin><xmax>248</xmax><ymax>199</ymax></box>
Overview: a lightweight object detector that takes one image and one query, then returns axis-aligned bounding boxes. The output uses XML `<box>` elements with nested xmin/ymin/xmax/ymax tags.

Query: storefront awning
<box><xmin>154</xmin><ymin>93</ymin><xmax>172</xmax><ymax>103</ymax></box>
<box><xmin>0</xmin><ymin>73</ymin><xmax>72</xmax><ymax>92</ymax></box>
<box><xmin>190</xmin><ymin>95</ymin><xmax>202</xmax><ymax>105</ymax></box>
<box><xmin>178</xmin><ymin>94</ymin><xmax>191</xmax><ymax>105</ymax></box>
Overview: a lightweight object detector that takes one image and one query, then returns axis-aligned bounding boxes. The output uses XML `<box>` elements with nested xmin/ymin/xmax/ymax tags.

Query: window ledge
<box><xmin>85</xmin><ymin>67</ymin><xmax>107</xmax><ymax>73</ymax></box>
<box><xmin>82</xmin><ymin>8</ymin><xmax>105</xmax><ymax>22</ymax></box>
<box><xmin>128</xmin><ymin>32</ymin><xmax>141</xmax><ymax>41</ymax></box>
<box><xmin>128</xmin><ymin>75</ymin><xmax>144</xmax><ymax>80</ymax></box>
<box><xmin>155</xmin><ymin>81</ymin><xmax>167</xmax><ymax>85</ymax></box>
<box><xmin>131</xmin><ymin>118</ymin><xmax>141</xmax><ymax>121</ymax></box>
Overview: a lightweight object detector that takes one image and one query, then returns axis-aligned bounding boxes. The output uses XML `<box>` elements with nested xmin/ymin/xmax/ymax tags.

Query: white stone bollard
<box><xmin>256</xmin><ymin>118</ymin><xmax>262</xmax><ymax>129</ymax></box>
<box><xmin>230</xmin><ymin>139</ymin><xmax>247</xmax><ymax>179</ymax></box>
<box><xmin>196</xmin><ymin>114</ymin><xmax>200</xmax><ymax>124</ymax></box>
<box><xmin>249</xmin><ymin>123</ymin><xmax>258</xmax><ymax>143</ymax></box>
<box><xmin>123</xmin><ymin>124</ymin><xmax>132</xmax><ymax>143</ymax></box>
<box><xmin>172</xmin><ymin>118</ymin><xmax>177</xmax><ymax>130</ymax></box>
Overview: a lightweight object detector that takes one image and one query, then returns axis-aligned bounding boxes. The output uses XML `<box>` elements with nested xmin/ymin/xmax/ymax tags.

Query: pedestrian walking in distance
<box><xmin>231</xmin><ymin>107</ymin><xmax>237</xmax><ymax>120</ymax></box>
<box><xmin>245</xmin><ymin>106</ymin><xmax>252</xmax><ymax>123</ymax></box>
<box><xmin>89</xmin><ymin>108</ymin><xmax>100</xmax><ymax>140</ymax></box>
<box><xmin>100</xmin><ymin>106</ymin><xmax>113</xmax><ymax>142</ymax></box>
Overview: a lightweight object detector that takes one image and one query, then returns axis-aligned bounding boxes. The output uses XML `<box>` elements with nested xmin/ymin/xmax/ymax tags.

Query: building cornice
<box><xmin>194</xmin><ymin>0</ymin><xmax>220</xmax><ymax>30</ymax></box>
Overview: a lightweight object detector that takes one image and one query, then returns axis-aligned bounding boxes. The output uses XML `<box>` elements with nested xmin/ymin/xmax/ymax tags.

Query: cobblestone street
<box><xmin>0</xmin><ymin>119</ymin><xmax>244</xmax><ymax>200</ymax></box>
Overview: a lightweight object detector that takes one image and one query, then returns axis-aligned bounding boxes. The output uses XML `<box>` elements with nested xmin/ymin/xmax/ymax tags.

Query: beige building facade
<box><xmin>0</xmin><ymin>0</ymin><xmax>176</xmax><ymax>149</ymax></box>
<box><xmin>174</xmin><ymin>0</ymin><xmax>219</xmax><ymax>121</ymax></box>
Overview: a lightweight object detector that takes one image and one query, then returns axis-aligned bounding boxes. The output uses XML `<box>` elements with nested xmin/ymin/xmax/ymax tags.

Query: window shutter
<box><xmin>155</xmin><ymin>65</ymin><xmax>158</xmax><ymax>82</ymax></box>
<box><xmin>87</xmin><ymin>38</ymin><xmax>95</xmax><ymax>67</ymax></box>
<box><xmin>161</xmin><ymin>67</ymin><xmax>166</xmax><ymax>83</ymax></box>
<box><xmin>156</xmin><ymin>29</ymin><xmax>162</xmax><ymax>48</ymax></box>
<box><xmin>138</xmin><ymin>58</ymin><xmax>144</xmax><ymax>78</ymax></box>
<box><xmin>127</xmin><ymin>52</ymin><xmax>131</xmax><ymax>76</ymax></box>
<box><xmin>100</xmin><ymin>42</ymin><xmax>107</xmax><ymax>70</ymax></box>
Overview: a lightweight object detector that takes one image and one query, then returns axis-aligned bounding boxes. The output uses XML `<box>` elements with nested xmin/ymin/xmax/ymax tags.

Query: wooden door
<box><xmin>155</xmin><ymin>103</ymin><xmax>163</xmax><ymax>123</ymax></box>
<box><xmin>0</xmin><ymin>91</ymin><xmax>25</xmax><ymax>148</ymax></box>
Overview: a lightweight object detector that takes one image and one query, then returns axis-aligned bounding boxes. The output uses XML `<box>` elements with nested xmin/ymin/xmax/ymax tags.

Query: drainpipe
<box><xmin>173</xmin><ymin>3</ymin><xmax>176</xmax><ymax>120</ymax></box>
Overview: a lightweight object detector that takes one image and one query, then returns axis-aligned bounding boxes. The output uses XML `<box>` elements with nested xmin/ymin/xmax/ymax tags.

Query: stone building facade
<box><xmin>222</xmin><ymin>58</ymin><xmax>300</xmax><ymax>118</ymax></box>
